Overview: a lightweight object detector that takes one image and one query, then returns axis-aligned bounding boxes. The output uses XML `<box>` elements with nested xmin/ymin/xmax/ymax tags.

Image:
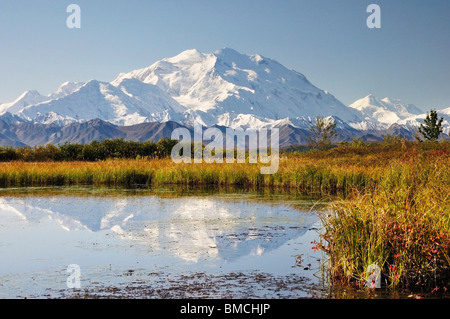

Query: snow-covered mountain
<box><xmin>0</xmin><ymin>48</ymin><xmax>448</xmax><ymax>140</ymax></box>
<box><xmin>0</xmin><ymin>48</ymin><xmax>361</xmax><ymax>128</ymax></box>
<box><xmin>112</xmin><ymin>48</ymin><xmax>362</xmax><ymax>127</ymax></box>
<box><xmin>349</xmin><ymin>94</ymin><xmax>423</xmax><ymax>126</ymax></box>
<box><xmin>348</xmin><ymin>94</ymin><xmax>449</xmax><ymax>135</ymax></box>
<box><xmin>51</xmin><ymin>81</ymin><xmax>85</xmax><ymax>99</ymax></box>
<box><xmin>0</xmin><ymin>90</ymin><xmax>49</xmax><ymax>115</ymax></box>
<box><xmin>397</xmin><ymin>106</ymin><xmax>450</xmax><ymax>135</ymax></box>
<box><xmin>0</xmin><ymin>82</ymin><xmax>86</xmax><ymax>116</ymax></box>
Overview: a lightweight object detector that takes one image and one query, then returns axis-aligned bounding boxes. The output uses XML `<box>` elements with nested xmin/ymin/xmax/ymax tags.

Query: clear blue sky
<box><xmin>1</xmin><ymin>0</ymin><xmax>449</xmax><ymax>110</ymax></box>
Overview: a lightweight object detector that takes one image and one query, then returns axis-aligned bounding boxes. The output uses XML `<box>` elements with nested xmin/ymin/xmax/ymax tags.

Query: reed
<box><xmin>0</xmin><ymin>158</ymin><xmax>381</xmax><ymax>189</ymax></box>
<box><xmin>0</xmin><ymin>142</ymin><xmax>447</xmax><ymax>192</ymax></box>
<box><xmin>319</xmin><ymin>151</ymin><xmax>450</xmax><ymax>291</ymax></box>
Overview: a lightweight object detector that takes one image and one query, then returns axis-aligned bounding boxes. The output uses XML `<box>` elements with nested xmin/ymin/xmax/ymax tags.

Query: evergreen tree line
<box><xmin>0</xmin><ymin>138</ymin><xmax>179</xmax><ymax>162</ymax></box>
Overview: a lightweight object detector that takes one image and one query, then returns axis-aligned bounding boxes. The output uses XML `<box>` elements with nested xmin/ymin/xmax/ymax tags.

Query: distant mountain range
<box><xmin>0</xmin><ymin>48</ymin><xmax>449</xmax><ymax>147</ymax></box>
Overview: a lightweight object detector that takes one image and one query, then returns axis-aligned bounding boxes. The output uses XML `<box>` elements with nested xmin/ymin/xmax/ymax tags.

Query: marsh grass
<box><xmin>0</xmin><ymin>158</ymin><xmax>380</xmax><ymax>190</ymax></box>
<box><xmin>0</xmin><ymin>142</ymin><xmax>447</xmax><ymax>191</ymax></box>
<box><xmin>319</xmin><ymin>150</ymin><xmax>450</xmax><ymax>292</ymax></box>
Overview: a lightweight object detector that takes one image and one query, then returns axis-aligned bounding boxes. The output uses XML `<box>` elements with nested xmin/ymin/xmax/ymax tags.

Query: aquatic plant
<box><xmin>319</xmin><ymin>149</ymin><xmax>450</xmax><ymax>291</ymax></box>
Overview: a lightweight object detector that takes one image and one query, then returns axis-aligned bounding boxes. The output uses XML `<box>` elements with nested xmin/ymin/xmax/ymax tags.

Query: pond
<box><xmin>0</xmin><ymin>187</ymin><xmax>330</xmax><ymax>299</ymax></box>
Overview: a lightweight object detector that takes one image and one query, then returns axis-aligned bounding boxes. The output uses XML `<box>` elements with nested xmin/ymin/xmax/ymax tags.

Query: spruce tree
<box><xmin>417</xmin><ymin>110</ymin><xmax>443</xmax><ymax>142</ymax></box>
<box><xmin>308</xmin><ymin>117</ymin><xmax>337</xmax><ymax>150</ymax></box>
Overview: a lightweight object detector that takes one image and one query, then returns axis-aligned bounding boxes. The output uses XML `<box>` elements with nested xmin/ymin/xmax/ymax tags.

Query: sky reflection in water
<box><xmin>0</xmin><ymin>190</ymin><xmax>324</xmax><ymax>298</ymax></box>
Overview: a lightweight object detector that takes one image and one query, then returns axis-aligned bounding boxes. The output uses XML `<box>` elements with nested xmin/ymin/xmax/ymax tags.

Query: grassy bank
<box><xmin>0</xmin><ymin>154</ymin><xmax>384</xmax><ymax>190</ymax></box>
<box><xmin>0</xmin><ymin>140</ymin><xmax>447</xmax><ymax>190</ymax></box>
<box><xmin>318</xmin><ymin>149</ymin><xmax>450</xmax><ymax>292</ymax></box>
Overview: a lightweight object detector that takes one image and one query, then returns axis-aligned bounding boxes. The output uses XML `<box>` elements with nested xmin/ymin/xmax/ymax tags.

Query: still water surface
<box><xmin>0</xmin><ymin>187</ymin><xmax>328</xmax><ymax>298</ymax></box>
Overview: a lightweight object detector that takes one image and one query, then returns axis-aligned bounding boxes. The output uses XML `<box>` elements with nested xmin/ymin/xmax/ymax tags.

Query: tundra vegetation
<box><xmin>0</xmin><ymin>136</ymin><xmax>448</xmax><ymax>293</ymax></box>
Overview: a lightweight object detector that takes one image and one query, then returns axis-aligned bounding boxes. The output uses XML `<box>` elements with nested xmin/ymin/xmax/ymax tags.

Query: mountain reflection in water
<box><xmin>0</xmin><ymin>194</ymin><xmax>318</xmax><ymax>263</ymax></box>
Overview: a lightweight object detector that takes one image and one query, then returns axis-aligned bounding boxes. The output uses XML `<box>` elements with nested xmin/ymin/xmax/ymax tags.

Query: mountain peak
<box><xmin>214</xmin><ymin>47</ymin><xmax>241</xmax><ymax>56</ymax></box>
<box><xmin>55</xmin><ymin>81</ymin><xmax>84</xmax><ymax>97</ymax></box>
<box><xmin>362</xmin><ymin>94</ymin><xmax>379</xmax><ymax>102</ymax></box>
<box><xmin>19</xmin><ymin>90</ymin><xmax>43</xmax><ymax>100</ymax></box>
<box><xmin>0</xmin><ymin>48</ymin><xmax>363</xmax><ymax>128</ymax></box>
<box><xmin>165</xmin><ymin>48</ymin><xmax>206</xmax><ymax>64</ymax></box>
<box><xmin>349</xmin><ymin>94</ymin><xmax>424</xmax><ymax>125</ymax></box>
<box><xmin>0</xmin><ymin>89</ymin><xmax>48</xmax><ymax>115</ymax></box>
<box><xmin>214</xmin><ymin>48</ymin><xmax>268</xmax><ymax>67</ymax></box>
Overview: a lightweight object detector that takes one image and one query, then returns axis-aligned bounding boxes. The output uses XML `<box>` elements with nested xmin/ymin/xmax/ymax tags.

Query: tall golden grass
<box><xmin>0</xmin><ymin>156</ymin><xmax>382</xmax><ymax>189</ymax></box>
<box><xmin>0</xmin><ymin>141</ymin><xmax>446</xmax><ymax>189</ymax></box>
<box><xmin>0</xmin><ymin>142</ymin><xmax>447</xmax><ymax>191</ymax></box>
<box><xmin>319</xmin><ymin>148</ymin><xmax>450</xmax><ymax>292</ymax></box>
